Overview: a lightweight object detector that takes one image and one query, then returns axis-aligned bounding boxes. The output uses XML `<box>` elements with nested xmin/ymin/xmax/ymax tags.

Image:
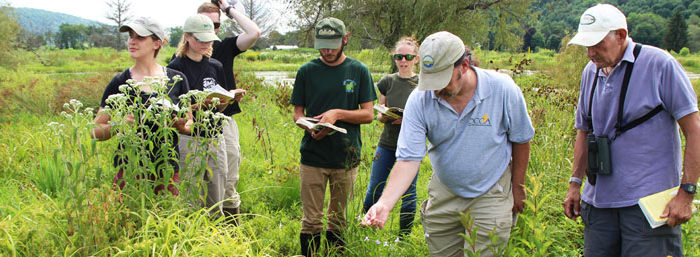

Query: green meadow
<box><xmin>0</xmin><ymin>46</ymin><xmax>699</xmax><ymax>256</ymax></box>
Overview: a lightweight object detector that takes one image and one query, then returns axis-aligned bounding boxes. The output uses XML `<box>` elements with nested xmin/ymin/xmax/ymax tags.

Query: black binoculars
<box><xmin>586</xmin><ymin>133</ymin><xmax>612</xmax><ymax>185</ymax></box>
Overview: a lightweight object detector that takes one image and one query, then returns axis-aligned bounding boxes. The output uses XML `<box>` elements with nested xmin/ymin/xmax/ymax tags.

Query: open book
<box><xmin>204</xmin><ymin>83</ymin><xmax>238</xmax><ymax>104</ymax></box>
<box><xmin>295</xmin><ymin>117</ymin><xmax>347</xmax><ymax>135</ymax></box>
<box><xmin>638</xmin><ymin>186</ymin><xmax>698</xmax><ymax>228</ymax></box>
<box><xmin>374</xmin><ymin>104</ymin><xmax>404</xmax><ymax>120</ymax></box>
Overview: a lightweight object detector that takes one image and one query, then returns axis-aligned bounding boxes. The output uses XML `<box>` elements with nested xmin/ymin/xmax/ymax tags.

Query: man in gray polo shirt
<box><xmin>363</xmin><ymin>31</ymin><xmax>534</xmax><ymax>257</ymax></box>
<box><xmin>562</xmin><ymin>4</ymin><xmax>700</xmax><ymax>256</ymax></box>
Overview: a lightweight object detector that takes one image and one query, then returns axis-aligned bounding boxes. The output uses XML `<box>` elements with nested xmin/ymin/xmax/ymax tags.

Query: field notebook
<box><xmin>638</xmin><ymin>186</ymin><xmax>697</xmax><ymax>229</ymax></box>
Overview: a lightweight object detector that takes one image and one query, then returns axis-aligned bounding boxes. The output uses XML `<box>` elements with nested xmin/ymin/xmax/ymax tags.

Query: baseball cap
<box><xmin>183</xmin><ymin>14</ymin><xmax>220</xmax><ymax>42</ymax></box>
<box><xmin>119</xmin><ymin>16</ymin><xmax>165</xmax><ymax>41</ymax></box>
<box><xmin>568</xmin><ymin>4</ymin><xmax>627</xmax><ymax>47</ymax></box>
<box><xmin>314</xmin><ymin>17</ymin><xmax>346</xmax><ymax>49</ymax></box>
<box><xmin>417</xmin><ymin>31</ymin><xmax>465</xmax><ymax>91</ymax></box>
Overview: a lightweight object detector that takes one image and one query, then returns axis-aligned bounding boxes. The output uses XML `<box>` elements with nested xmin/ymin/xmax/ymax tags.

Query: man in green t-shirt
<box><xmin>290</xmin><ymin>17</ymin><xmax>377</xmax><ymax>256</ymax></box>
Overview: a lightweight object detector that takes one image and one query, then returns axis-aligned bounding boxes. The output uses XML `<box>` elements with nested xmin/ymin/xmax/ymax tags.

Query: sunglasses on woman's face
<box><xmin>392</xmin><ymin>54</ymin><xmax>416</xmax><ymax>61</ymax></box>
<box><xmin>214</xmin><ymin>22</ymin><xmax>221</xmax><ymax>29</ymax></box>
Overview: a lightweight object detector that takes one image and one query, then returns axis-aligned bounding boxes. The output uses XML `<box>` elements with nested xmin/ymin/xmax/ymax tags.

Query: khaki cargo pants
<box><xmin>421</xmin><ymin>166</ymin><xmax>514</xmax><ymax>257</ymax></box>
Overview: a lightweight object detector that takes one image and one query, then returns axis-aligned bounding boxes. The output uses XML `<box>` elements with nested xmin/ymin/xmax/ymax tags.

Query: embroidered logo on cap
<box><xmin>581</xmin><ymin>14</ymin><xmax>596</xmax><ymax>25</ymax></box>
<box><xmin>318</xmin><ymin>28</ymin><xmax>337</xmax><ymax>36</ymax></box>
<box><xmin>423</xmin><ymin>56</ymin><xmax>434</xmax><ymax>68</ymax></box>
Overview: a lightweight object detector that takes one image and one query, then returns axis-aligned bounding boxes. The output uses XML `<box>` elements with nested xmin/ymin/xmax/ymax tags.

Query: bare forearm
<box><xmin>511</xmin><ymin>141</ymin><xmax>530</xmax><ymax>188</ymax></box>
<box><xmin>571</xmin><ymin>130</ymin><xmax>589</xmax><ymax>180</ymax></box>
<box><xmin>91</xmin><ymin>123</ymin><xmax>113</xmax><ymax>141</ymax></box>
<box><xmin>91</xmin><ymin>111</ymin><xmax>113</xmax><ymax>141</ymax></box>
<box><xmin>680</xmin><ymin>114</ymin><xmax>700</xmax><ymax>185</ymax></box>
<box><xmin>227</xmin><ymin>8</ymin><xmax>260</xmax><ymax>51</ymax></box>
<box><xmin>330</xmin><ymin>108</ymin><xmax>374</xmax><ymax>124</ymax></box>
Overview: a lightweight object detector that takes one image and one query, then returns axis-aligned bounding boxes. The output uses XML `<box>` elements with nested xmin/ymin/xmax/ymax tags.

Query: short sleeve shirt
<box><xmin>99</xmin><ymin>67</ymin><xmax>190</xmax><ymax>171</ymax></box>
<box><xmin>377</xmin><ymin>73</ymin><xmax>418</xmax><ymax>151</ymax></box>
<box><xmin>396</xmin><ymin>67</ymin><xmax>535</xmax><ymax>198</ymax></box>
<box><xmin>168</xmin><ymin>56</ymin><xmax>227</xmax><ymax>137</ymax></box>
<box><xmin>290</xmin><ymin>57</ymin><xmax>377</xmax><ymax>169</ymax></box>
<box><xmin>575</xmin><ymin>41</ymin><xmax>698</xmax><ymax>208</ymax></box>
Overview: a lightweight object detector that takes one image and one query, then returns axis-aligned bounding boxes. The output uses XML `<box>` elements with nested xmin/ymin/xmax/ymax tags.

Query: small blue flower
<box><xmin>364</xmin><ymin>236</ymin><xmax>369</xmax><ymax>242</ymax></box>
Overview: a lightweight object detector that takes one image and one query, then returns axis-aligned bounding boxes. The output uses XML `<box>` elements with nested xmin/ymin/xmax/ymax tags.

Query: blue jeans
<box><xmin>363</xmin><ymin>146</ymin><xmax>418</xmax><ymax>232</ymax></box>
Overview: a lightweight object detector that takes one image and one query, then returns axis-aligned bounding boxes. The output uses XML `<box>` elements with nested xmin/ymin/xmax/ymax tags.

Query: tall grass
<box><xmin>0</xmin><ymin>47</ymin><xmax>698</xmax><ymax>256</ymax></box>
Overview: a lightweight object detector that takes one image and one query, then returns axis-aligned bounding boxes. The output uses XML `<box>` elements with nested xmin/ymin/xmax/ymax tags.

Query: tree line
<box><xmin>3</xmin><ymin>0</ymin><xmax>700</xmax><ymax>55</ymax></box>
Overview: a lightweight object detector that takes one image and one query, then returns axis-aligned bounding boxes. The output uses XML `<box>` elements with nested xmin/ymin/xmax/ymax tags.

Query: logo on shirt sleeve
<box><xmin>343</xmin><ymin>79</ymin><xmax>356</xmax><ymax>93</ymax></box>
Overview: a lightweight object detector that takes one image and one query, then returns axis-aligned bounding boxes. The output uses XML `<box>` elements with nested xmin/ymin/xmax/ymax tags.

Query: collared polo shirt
<box><xmin>575</xmin><ymin>40</ymin><xmax>698</xmax><ymax>208</ymax></box>
<box><xmin>397</xmin><ymin>67</ymin><xmax>535</xmax><ymax>198</ymax></box>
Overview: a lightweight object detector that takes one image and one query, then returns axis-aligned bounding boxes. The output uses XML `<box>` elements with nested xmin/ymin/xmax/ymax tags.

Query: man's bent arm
<box><xmin>315</xmin><ymin>101</ymin><xmax>374</xmax><ymax>125</ymax></box>
<box><xmin>664</xmin><ymin>112</ymin><xmax>700</xmax><ymax>226</ymax></box>
<box><xmin>223</xmin><ymin>3</ymin><xmax>261</xmax><ymax>51</ymax></box>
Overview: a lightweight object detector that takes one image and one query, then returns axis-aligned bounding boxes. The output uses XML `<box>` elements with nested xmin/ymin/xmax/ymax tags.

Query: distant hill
<box><xmin>13</xmin><ymin>8</ymin><xmax>107</xmax><ymax>34</ymax></box>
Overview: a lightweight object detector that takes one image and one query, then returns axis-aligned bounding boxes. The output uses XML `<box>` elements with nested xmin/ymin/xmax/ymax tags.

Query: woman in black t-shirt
<box><xmin>92</xmin><ymin>17</ymin><xmax>190</xmax><ymax>196</ymax></box>
<box><xmin>167</xmin><ymin>14</ymin><xmax>245</xmax><ymax>217</ymax></box>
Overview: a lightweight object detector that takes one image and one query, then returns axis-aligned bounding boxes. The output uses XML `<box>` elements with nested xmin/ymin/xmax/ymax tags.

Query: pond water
<box><xmin>253</xmin><ymin>71</ymin><xmax>294</xmax><ymax>86</ymax></box>
<box><xmin>252</xmin><ymin>70</ymin><xmax>700</xmax><ymax>87</ymax></box>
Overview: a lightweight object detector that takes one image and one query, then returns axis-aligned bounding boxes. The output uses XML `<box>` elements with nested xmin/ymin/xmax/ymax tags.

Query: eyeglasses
<box><xmin>213</xmin><ymin>22</ymin><xmax>221</xmax><ymax>29</ymax></box>
<box><xmin>392</xmin><ymin>54</ymin><xmax>416</xmax><ymax>61</ymax></box>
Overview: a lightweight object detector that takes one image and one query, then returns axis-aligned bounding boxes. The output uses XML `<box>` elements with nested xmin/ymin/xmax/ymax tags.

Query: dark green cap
<box><xmin>314</xmin><ymin>17</ymin><xmax>346</xmax><ymax>49</ymax></box>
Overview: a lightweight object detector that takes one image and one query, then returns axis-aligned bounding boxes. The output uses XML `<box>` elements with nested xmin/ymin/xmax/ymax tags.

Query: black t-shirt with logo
<box><xmin>168</xmin><ymin>55</ymin><xmax>227</xmax><ymax>137</ymax></box>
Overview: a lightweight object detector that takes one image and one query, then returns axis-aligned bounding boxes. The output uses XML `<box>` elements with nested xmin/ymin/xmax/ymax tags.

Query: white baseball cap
<box><xmin>417</xmin><ymin>31</ymin><xmax>465</xmax><ymax>91</ymax></box>
<box><xmin>568</xmin><ymin>4</ymin><xmax>627</xmax><ymax>47</ymax></box>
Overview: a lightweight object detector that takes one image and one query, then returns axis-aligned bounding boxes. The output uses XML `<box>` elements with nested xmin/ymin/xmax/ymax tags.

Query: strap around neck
<box><xmin>588</xmin><ymin>43</ymin><xmax>642</xmax><ymax>136</ymax></box>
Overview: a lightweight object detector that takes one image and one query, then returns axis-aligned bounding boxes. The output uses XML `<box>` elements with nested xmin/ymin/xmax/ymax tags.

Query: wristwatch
<box><xmin>225</xmin><ymin>5</ymin><xmax>235</xmax><ymax>19</ymax></box>
<box><xmin>680</xmin><ymin>183</ymin><xmax>697</xmax><ymax>195</ymax></box>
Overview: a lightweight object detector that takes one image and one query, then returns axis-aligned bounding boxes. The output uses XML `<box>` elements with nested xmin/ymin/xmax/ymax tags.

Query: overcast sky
<box><xmin>7</xmin><ymin>0</ymin><xmax>293</xmax><ymax>32</ymax></box>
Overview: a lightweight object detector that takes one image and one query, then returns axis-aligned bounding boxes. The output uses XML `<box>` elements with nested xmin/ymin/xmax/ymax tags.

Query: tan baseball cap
<box><xmin>417</xmin><ymin>31</ymin><xmax>465</xmax><ymax>91</ymax></box>
<box><xmin>183</xmin><ymin>14</ymin><xmax>220</xmax><ymax>42</ymax></box>
<box><xmin>119</xmin><ymin>16</ymin><xmax>165</xmax><ymax>41</ymax></box>
<box><xmin>568</xmin><ymin>4</ymin><xmax>627</xmax><ymax>47</ymax></box>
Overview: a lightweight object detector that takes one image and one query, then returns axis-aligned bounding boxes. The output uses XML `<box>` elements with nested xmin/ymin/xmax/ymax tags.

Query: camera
<box><xmin>586</xmin><ymin>133</ymin><xmax>613</xmax><ymax>185</ymax></box>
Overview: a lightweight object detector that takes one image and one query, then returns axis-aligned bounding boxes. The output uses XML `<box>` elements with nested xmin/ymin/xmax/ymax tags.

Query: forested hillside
<box><xmin>530</xmin><ymin>0</ymin><xmax>700</xmax><ymax>52</ymax></box>
<box><xmin>13</xmin><ymin>7</ymin><xmax>104</xmax><ymax>34</ymax></box>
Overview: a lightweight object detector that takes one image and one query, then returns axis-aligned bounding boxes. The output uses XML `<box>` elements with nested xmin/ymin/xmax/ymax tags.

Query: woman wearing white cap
<box><xmin>168</xmin><ymin>14</ymin><xmax>244</xmax><ymax>217</ymax></box>
<box><xmin>92</xmin><ymin>16</ymin><xmax>191</xmax><ymax>196</ymax></box>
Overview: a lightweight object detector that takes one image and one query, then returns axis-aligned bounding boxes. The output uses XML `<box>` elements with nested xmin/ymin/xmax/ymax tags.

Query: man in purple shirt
<box><xmin>563</xmin><ymin>4</ymin><xmax>699</xmax><ymax>256</ymax></box>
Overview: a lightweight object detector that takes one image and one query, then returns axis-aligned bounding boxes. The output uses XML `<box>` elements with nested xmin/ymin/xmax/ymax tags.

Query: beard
<box><xmin>437</xmin><ymin>89</ymin><xmax>456</xmax><ymax>97</ymax></box>
<box><xmin>320</xmin><ymin>44</ymin><xmax>345</xmax><ymax>63</ymax></box>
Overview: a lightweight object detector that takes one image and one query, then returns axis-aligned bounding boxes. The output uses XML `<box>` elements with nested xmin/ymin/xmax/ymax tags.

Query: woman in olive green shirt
<box><xmin>363</xmin><ymin>37</ymin><xmax>420</xmax><ymax>236</ymax></box>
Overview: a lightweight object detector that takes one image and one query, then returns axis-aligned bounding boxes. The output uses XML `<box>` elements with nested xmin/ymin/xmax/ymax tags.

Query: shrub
<box><xmin>679</xmin><ymin>47</ymin><xmax>690</xmax><ymax>56</ymax></box>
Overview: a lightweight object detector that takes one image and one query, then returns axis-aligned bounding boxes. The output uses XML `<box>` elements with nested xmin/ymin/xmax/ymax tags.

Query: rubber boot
<box><xmin>223</xmin><ymin>207</ymin><xmax>239</xmax><ymax>226</ymax></box>
<box><xmin>300</xmin><ymin>233</ymin><xmax>321</xmax><ymax>257</ymax></box>
<box><xmin>399</xmin><ymin>212</ymin><xmax>415</xmax><ymax>238</ymax></box>
<box><xmin>326</xmin><ymin>230</ymin><xmax>345</xmax><ymax>253</ymax></box>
